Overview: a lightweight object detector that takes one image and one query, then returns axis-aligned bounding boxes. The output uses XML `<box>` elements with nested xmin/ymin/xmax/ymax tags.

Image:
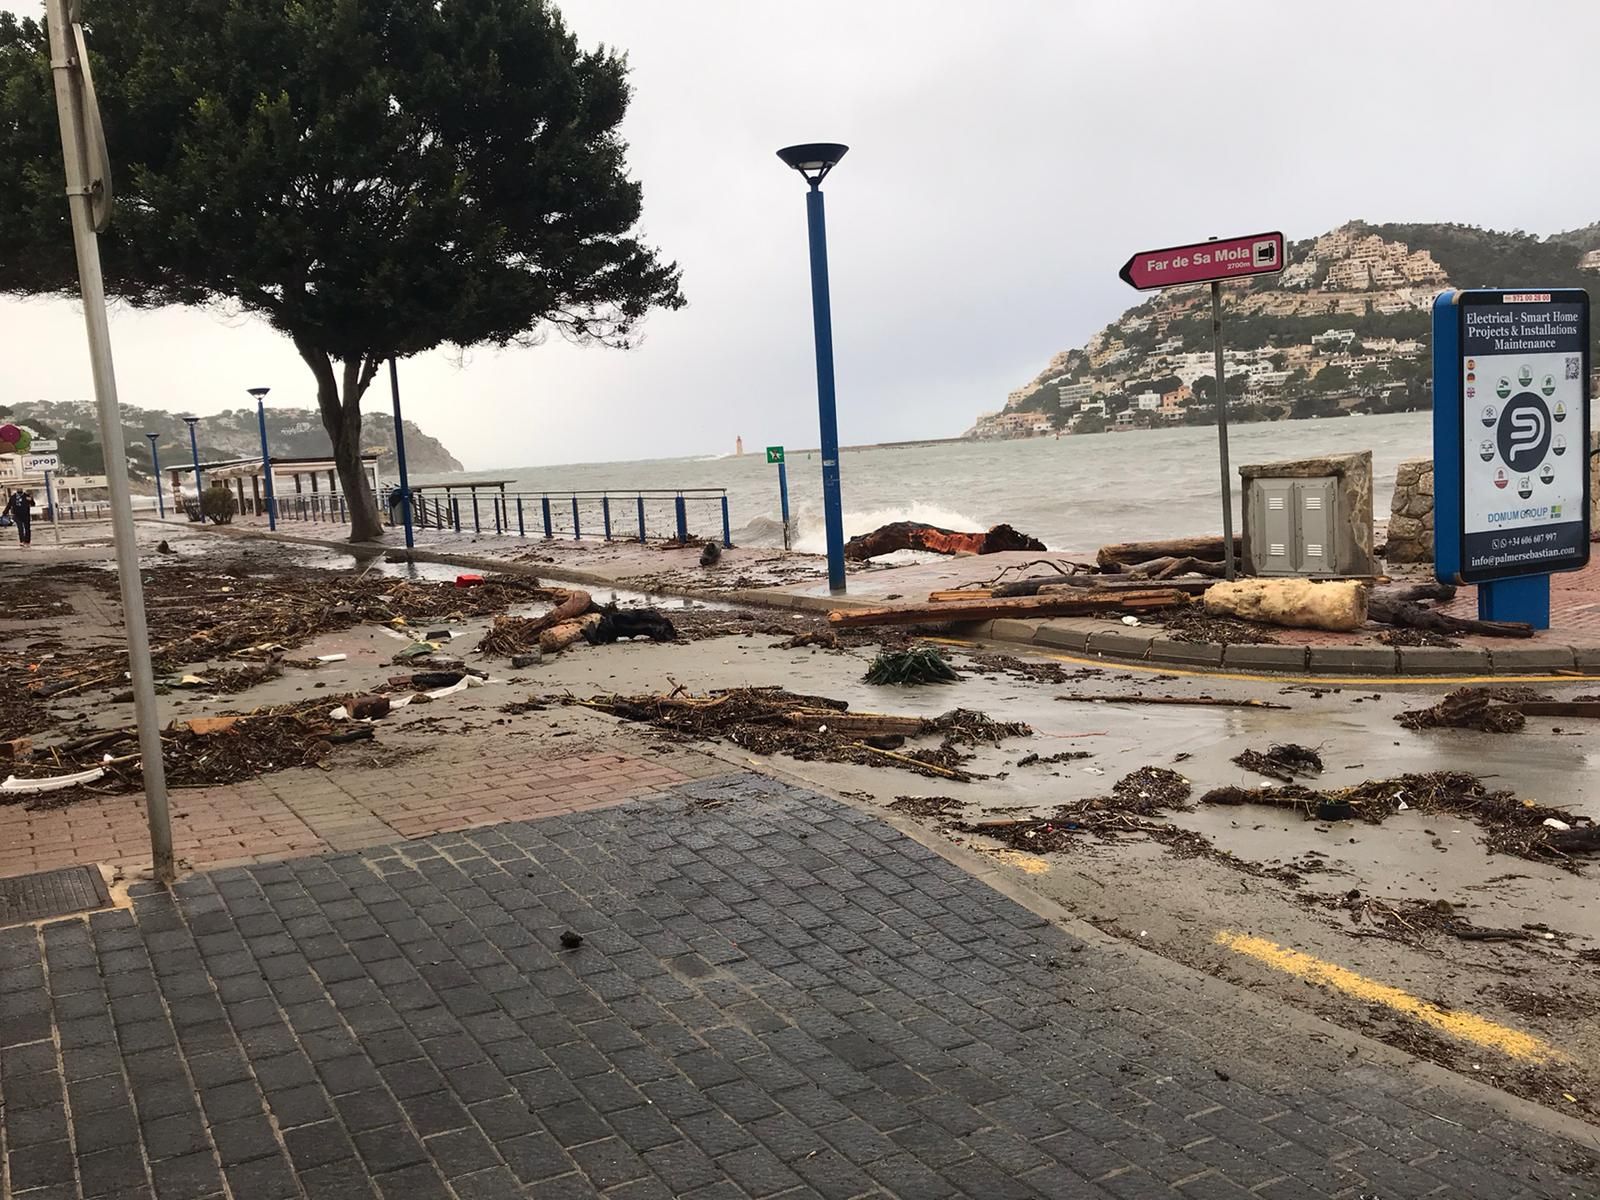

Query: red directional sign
<box><xmin>1119</xmin><ymin>231</ymin><xmax>1285</xmax><ymax>291</ymax></box>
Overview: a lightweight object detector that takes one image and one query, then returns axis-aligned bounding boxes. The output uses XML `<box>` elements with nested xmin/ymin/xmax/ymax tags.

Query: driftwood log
<box><xmin>1122</xmin><ymin>555</ymin><xmax>1228</xmax><ymax>581</ymax></box>
<box><xmin>1367</xmin><ymin>595</ymin><xmax>1532</xmax><ymax>639</ymax></box>
<box><xmin>844</xmin><ymin>522</ymin><xmax>1046</xmax><ymax>562</ymax></box>
<box><xmin>1098</xmin><ymin>535</ymin><xmax>1240</xmax><ymax>570</ymax></box>
<box><xmin>1203</xmin><ymin>578</ymin><xmax>1368</xmax><ymax>632</ymax></box>
<box><xmin>830</xmin><ymin>588</ymin><xmax>1188</xmax><ymax>628</ymax></box>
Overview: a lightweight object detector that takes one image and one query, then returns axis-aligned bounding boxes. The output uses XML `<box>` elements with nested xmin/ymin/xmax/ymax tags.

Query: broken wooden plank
<box><xmin>1505</xmin><ymin>701</ymin><xmax>1600</xmax><ymax>718</ymax></box>
<box><xmin>1055</xmin><ymin>693</ymin><xmax>1290</xmax><ymax>710</ymax></box>
<box><xmin>829</xmin><ymin>589</ymin><xmax>1190</xmax><ymax>629</ymax></box>
<box><xmin>1098</xmin><ymin>535</ymin><xmax>1240</xmax><ymax>569</ymax></box>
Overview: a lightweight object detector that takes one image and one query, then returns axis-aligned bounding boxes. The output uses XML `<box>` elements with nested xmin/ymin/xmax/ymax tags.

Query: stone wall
<box><xmin>1385</xmin><ymin>457</ymin><xmax>1434</xmax><ymax>563</ymax></box>
<box><xmin>1387</xmin><ymin>434</ymin><xmax>1595</xmax><ymax>565</ymax></box>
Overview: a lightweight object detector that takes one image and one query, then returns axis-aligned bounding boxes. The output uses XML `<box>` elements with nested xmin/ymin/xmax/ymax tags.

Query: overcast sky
<box><xmin>4</xmin><ymin>0</ymin><xmax>1599</xmax><ymax>470</ymax></box>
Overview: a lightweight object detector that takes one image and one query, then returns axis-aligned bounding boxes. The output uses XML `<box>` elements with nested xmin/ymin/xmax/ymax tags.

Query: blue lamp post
<box><xmin>144</xmin><ymin>433</ymin><xmax>164</xmax><ymax>518</ymax></box>
<box><xmin>388</xmin><ymin>359</ymin><xmax>415</xmax><ymax>548</ymax></box>
<box><xmin>248</xmin><ymin>386</ymin><xmax>276</xmax><ymax>530</ymax></box>
<box><xmin>182</xmin><ymin>415</ymin><xmax>202</xmax><ymax>509</ymax></box>
<box><xmin>777</xmin><ymin>142</ymin><xmax>849</xmax><ymax>593</ymax></box>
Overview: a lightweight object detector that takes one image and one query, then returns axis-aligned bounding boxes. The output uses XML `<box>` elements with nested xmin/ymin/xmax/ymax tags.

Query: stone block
<box><xmin>1085</xmin><ymin>630</ymin><xmax>1153</xmax><ymax>661</ymax></box>
<box><xmin>1486</xmin><ymin>646</ymin><xmax>1577</xmax><ymax>673</ymax></box>
<box><xmin>989</xmin><ymin>619</ymin><xmax>1041</xmax><ymax>645</ymax></box>
<box><xmin>1396</xmin><ymin>646</ymin><xmax>1491</xmax><ymax>675</ymax></box>
<box><xmin>1220</xmin><ymin>644</ymin><xmax>1311</xmax><ymax>672</ymax></box>
<box><xmin>1571</xmin><ymin>645</ymin><xmax>1600</xmax><ymax>673</ymax></box>
<box><xmin>1145</xmin><ymin>639</ymin><xmax>1222</xmax><ymax>667</ymax></box>
<box><xmin>1034</xmin><ymin>622</ymin><xmax>1089</xmax><ymax>653</ymax></box>
<box><xmin>1307</xmin><ymin>645</ymin><xmax>1396</xmax><ymax>674</ymax></box>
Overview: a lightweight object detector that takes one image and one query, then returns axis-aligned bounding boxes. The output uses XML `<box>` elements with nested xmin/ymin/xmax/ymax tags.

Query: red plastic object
<box><xmin>454</xmin><ymin>573</ymin><xmax>484</xmax><ymax>588</ymax></box>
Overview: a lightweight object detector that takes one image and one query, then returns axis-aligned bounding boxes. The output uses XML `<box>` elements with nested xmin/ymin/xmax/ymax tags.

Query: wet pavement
<box><xmin>2</xmin><ymin>773</ymin><xmax>1594</xmax><ymax>1199</ymax></box>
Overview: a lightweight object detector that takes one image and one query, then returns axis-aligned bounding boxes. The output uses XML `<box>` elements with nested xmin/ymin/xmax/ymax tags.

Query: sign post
<box><xmin>43</xmin><ymin>471</ymin><xmax>61</xmax><ymax>544</ymax></box>
<box><xmin>767</xmin><ymin>446</ymin><xmax>791</xmax><ymax>550</ymax></box>
<box><xmin>1432</xmin><ymin>288</ymin><xmax>1590</xmax><ymax>628</ymax></box>
<box><xmin>1120</xmin><ymin>231</ymin><xmax>1284</xmax><ymax>579</ymax></box>
<box><xmin>44</xmin><ymin>0</ymin><xmax>175</xmax><ymax>881</ymax></box>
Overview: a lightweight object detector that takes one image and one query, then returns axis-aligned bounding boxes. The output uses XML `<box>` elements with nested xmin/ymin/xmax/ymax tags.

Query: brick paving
<box><xmin>1</xmin><ymin>772</ymin><xmax>1591</xmax><ymax>1199</ymax></box>
<box><xmin>0</xmin><ymin>746</ymin><xmax>689</xmax><ymax>880</ymax></box>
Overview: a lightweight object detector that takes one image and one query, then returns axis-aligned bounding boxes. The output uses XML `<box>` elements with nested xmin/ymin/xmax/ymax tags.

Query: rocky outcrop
<box><xmin>1385</xmin><ymin>457</ymin><xmax>1434</xmax><ymax>564</ymax></box>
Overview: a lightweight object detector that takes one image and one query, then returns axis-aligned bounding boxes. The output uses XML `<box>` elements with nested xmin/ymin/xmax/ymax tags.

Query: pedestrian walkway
<box><xmin>0</xmin><ymin>742</ymin><xmax>693</xmax><ymax>879</ymax></box>
<box><xmin>1</xmin><ymin>773</ymin><xmax>1590</xmax><ymax>1199</ymax></box>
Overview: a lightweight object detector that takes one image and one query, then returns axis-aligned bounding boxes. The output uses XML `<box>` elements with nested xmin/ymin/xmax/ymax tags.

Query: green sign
<box><xmin>766</xmin><ymin>446</ymin><xmax>784</xmax><ymax>464</ymax></box>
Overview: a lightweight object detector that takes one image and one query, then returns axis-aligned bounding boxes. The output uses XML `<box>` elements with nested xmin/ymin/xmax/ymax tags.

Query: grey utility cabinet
<box><xmin>1239</xmin><ymin>451</ymin><xmax>1376</xmax><ymax>578</ymax></box>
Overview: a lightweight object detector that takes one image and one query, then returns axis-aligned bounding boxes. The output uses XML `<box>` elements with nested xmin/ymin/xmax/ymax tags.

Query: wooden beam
<box><xmin>829</xmin><ymin>589</ymin><xmax>1189</xmax><ymax>629</ymax></box>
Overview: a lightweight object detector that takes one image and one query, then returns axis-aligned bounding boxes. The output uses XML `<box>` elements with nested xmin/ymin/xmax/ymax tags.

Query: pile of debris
<box><xmin>1300</xmin><ymin>890</ymin><xmax>1553</xmax><ymax>946</ymax></box>
<box><xmin>956</xmin><ymin>767</ymin><xmax>1193</xmax><ymax>852</ymax></box>
<box><xmin>1199</xmin><ymin>770</ymin><xmax>1598</xmax><ymax>869</ymax></box>
<box><xmin>0</xmin><ymin>700</ymin><xmax>379</xmax><ymax>808</ymax></box>
<box><xmin>549</xmin><ymin>686</ymin><xmax>1030</xmax><ymax>781</ymax></box>
<box><xmin>1395</xmin><ymin>686</ymin><xmax>1565</xmax><ymax>734</ymax></box>
<box><xmin>1232</xmin><ymin>743</ymin><xmax>1324</xmax><ymax>783</ymax></box>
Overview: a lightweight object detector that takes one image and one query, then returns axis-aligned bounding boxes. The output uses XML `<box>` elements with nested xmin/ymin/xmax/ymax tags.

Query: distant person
<box><xmin>8</xmin><ymin>489</ymin><xmax>33</xmax><ymax>546</ymax></box>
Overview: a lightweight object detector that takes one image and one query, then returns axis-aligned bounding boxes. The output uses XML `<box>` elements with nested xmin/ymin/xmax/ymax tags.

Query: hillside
<box><xmin>971</xmin><ymin>220</ymin><xmax>1600</xmax><ymax>438</ymax></box>
<box><xmin>0</xmin><ymin>400</ymin><xmax>462</xmax><ymax>482</ymax></box>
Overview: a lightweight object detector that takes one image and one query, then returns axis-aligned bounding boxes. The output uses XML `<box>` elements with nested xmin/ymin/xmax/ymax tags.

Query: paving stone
<box><xmin>1306</xmin><ymin>645</ymin><xmax>1397</xmax><ymax>674</ymax></box>
<box><xmin>1085</xmin><ymin>630</ymin><xmax>1154</xmax><ymax>661</ymax></box>
<box><xmin>17</xmin><ymin>770</ymin><xmax>1593</xmax><ymax>1200</ymax></box>
<box><xmin>1487</xmin><ymin>644</ymin><xmax>1578</xmax><ymax>672</ymax></box>
<box><xmin>1218</xmin><ymin>643</ymin><xmax>1310</xmax><ymax>672</ymax></box>
<box><xmin>1145</xmin><ymin>638</ymin><xmax>1224</xmax><ymax>667</ymax></box>
<box><xmin>1396</xmin><ymin>645</ymin><xmax>1493</xmax><ymax>675</ymax></box>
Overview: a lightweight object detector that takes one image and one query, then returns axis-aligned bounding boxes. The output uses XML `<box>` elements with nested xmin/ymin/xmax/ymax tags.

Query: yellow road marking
<box><xmin>924</xmin><ymin>636</ymin><xmax>1580</xmax><ymax>688</ymax></box>
<box><xmin>985</xmin><ymin>849</ymin><xmax>1051</xmax><ymax>875</ymax></box>
<box><xmin>1215</xmin><ymin>930</ymin><xmax>1559</xmax><ymax>1062</ymax></box>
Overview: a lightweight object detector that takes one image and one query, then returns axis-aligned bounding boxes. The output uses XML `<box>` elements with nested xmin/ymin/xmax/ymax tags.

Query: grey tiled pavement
<box><xmin>0</xmin><ymin>771</ymin><xmax>1592</xmax><ymax>1199</ymax></box>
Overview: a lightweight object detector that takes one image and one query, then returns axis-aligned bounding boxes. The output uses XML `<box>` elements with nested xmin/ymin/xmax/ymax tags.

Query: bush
<box><xmin>200</xmin><ymin>488</ymin><xmax>236</xmax><ymax>525</ymax></box>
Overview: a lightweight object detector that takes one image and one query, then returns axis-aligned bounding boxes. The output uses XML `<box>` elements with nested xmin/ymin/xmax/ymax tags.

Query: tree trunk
<box><xmin>295</xmin><ymin>339</ymin><xmax>385</xmax><ymax>542</ymax></box>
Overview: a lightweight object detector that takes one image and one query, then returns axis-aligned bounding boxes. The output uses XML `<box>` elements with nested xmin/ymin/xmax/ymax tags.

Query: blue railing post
<box><xmin>494</xmin><ymin>497</ymin><xmax>502</xmax><ymax>535</ymax></box>
<box><xmin>721</xmin><ymin>495</ymin><xmax>732</xmax><ymax>549</ymax></box>
<box><xmin>675</xmin><ymin>494</ymin><xmax>688</xmax><ymax>543</ymax></box>
<box><xmin>602</xmin><ymin>496</ymin><xmax>612</xmax><ymax>541</ymax></box>
<box><xmin>451</xmin><ymin>498</ymin><xmax>461</xmax><ymax>532</ymax></box>
<box><xmin>339</xmin><ymin>496</ymin><xmax>347</xmax><ymax>524</ymax></box>
<box><xmin>517</xmin><ymin>497</ymin><xmax>525</xmax><ymax>537</ymax></box>
<box><xmin>572</xmin><ymin>496</ymin><xmax>581</xmax><ymax>540</ymax></box>
<box><xmin>542</xmin><ymin>496</ymin><xmax>553</xmax><ymax>539</ymax></box>
<box><xmin>472</xmin><ymin>494</ymin><xmax>480</xmax><ymax>533</ymax></box>
<box><xmin>637</xmin><ymin>495</ymin><xmax>647</xmax><ymax>543</ymax></box>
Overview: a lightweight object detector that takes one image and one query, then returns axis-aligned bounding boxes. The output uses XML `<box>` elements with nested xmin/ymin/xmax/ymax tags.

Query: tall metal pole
<box><xmin>184</xmin><ymin>415</ymin><xmax>203</xmax><ymax>505</ymax></box>
<box><xmin>145</xmin><ymin>434</ymin><xmax>163</xmax><ymax>518</ymax></box>
<box><xmin>44</xmin><ymin>0</ymin><xmax>174</xmax><ymax>881</ymax></box>
<box><xmin>1210</xmin><ymin>278</ymin><xmax>1236</xmax><ymax>580</ymax></box>
<box><xmin>803</xmin><ymin>186</ymin><xmax>847</xmax><ymax>592</ymax></box>
<box><xmin>44</xmin><ymin>470</ymin><xmax>61</xmax><ymax>545</ymax></box>
<box><xmin>388</xmin><ymin>359</ymin><xmax>414</xmax><ymax>548</ymax></box>
<box><xmin>253</xmin><ymin>391</ymin><xmax>276</xmax><ymax>530</ymax></box>
<box><xmin>777</xmin><ymin>459</ymin><xmax>792</xmax><ymax>551</ymax></box>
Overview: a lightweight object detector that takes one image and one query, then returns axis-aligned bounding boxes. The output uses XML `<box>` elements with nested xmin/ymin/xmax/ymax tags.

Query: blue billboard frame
<box><xmin>1433</xmin><ymin>287</ymin><xmax>1591</xmax><ymax>629</ymax></box>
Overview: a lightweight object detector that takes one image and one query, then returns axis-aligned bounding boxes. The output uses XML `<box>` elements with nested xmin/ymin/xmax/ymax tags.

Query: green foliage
<box><xmin>0</xmin><ymin>0</ymin><xmax>682</xmax><ymax>538</ymax></box>
<box><xmin>200</xmin><ymin>486</ymin><xmax>236</xmax><ymax>524</ymax></box>
<box><xmin>864</xmin><ymin>648</ymin><xmax>960</xmax><ymax>686</ymax></box>
<box><xmin>59</xmin><ymin>427</ymin><xmax>103</xmax><ymax>474</ymax></box>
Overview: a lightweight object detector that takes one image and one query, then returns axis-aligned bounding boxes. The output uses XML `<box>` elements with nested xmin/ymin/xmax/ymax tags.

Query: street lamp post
<box><xmin>144</xmin><ymin>433</ymin><xmax>164</xmax><ymax>518</ymax></box>
<box><xmin>249</xmin><ymin>387</ymin><xmax>275</xmax><ymax>530</ymax></box>
<box><xmin>182</xmin><ymin>415</ymin><xmax>202</xmax><ymax>513</ymax></box>
<box><xmin>777</xmin><ymin>142</ymin><xmax>850</xmax><ymax>594</ymax></box>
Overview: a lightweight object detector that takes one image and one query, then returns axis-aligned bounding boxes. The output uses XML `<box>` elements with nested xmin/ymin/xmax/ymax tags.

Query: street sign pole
<box><xmin>389</xmin><ymin>359</ymin><xmax>415</xmax><ymax>548</ymax></box>
<box><xmin>1210</xmin><ymin>278</ymin><xmax>1236</xmax><ymax>579</ymax></box>
<box><xmin>44</xmin><ymin>0</ymin><xmax>174</xmax><ymax>881</ymax></box>
<box><xmin>766</xmin><ymin>446</ymin><xmax>791</xmax><ymax>550</ymax></box>
<box><xmin>1120</xmin><ymin>230</ymin><xmax>1282</xmax><ymax>581</ymax></box>
<box><xmin>44</xmin><ymin>470</ymin><xmax>60</xmax><ymax>544</ymax></box>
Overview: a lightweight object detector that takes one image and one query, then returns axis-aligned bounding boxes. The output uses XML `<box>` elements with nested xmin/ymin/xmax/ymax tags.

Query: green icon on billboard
<box><xmin>1541</xmin><ymin>374</ymin><xmax>1556</xmax><ymax>396</ymax></box>
<box><xmin>766</xmin><ymin>446</ymin><xmax>784</xmax><ymax>464</ymax></box>
<box><xmin>1518</xmin><ymin>365</ymin><xmax>1533</xmax><ymax>386</ymax></box>
<box><xmin>1496</xmin><ymin>377</ymin><xmax>1511</xmax><ymax>398</ymax></box>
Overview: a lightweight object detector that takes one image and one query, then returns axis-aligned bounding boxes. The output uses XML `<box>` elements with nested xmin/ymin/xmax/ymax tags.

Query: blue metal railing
<box><xmin>375</xmin><ymin>487</ymin><xmax>733</xmax><ymax>547</ymax></box>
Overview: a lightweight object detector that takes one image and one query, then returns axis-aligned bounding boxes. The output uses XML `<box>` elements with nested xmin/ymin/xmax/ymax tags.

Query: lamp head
<box><xmin>247</xmin><ymin>387</ymin><xmax>271</xmax><ymax>400</ymax></box>
<box><xmin>776</xmin><ymin>143</ymin><xmax>848</xmax><ymax>188</ymax></box>
<box><xmin>181</xmin><ymin>415</ymin><xmax>199</xmax><ymax>427</ymax></box>
<box><xmin>145</xmin><ymin>432</ymin><xmax>158</xmax><ymax>442</ymax></box>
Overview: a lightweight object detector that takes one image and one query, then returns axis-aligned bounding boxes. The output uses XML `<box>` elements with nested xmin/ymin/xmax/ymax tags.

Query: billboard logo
<box><xmin>1497</xmin><ymin>394</ymin><xmax>1551</xmax><ymax>472</ymax></box>
<box><xmin>1554</xmin><ymin>434</ymin><xmax>1568</xmax><ymax>456</ymax></box>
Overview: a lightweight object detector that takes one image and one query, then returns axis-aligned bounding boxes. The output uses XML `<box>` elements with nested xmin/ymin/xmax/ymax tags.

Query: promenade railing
<box><xmin>251</xmin><ymin>486</ymin><xmax>735</xmax><ymax>548</ymax></box>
